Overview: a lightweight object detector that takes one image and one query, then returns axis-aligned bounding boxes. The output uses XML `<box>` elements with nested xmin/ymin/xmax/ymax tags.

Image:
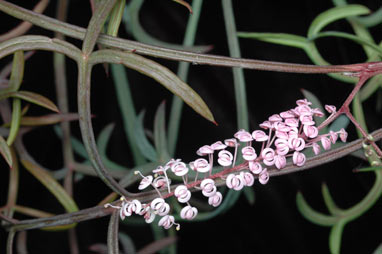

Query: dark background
<box><xmin>1</xmin><ymin>0</ymin><xmax>382</xmax><ymax>253</ymax></box>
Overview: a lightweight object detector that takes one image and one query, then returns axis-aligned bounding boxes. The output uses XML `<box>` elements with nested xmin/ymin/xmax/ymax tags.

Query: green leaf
<box><xmin>243</xmin><ymin>187</ymin><xmax>255</xmax><ymax>205</ymax></box>
<box><xmin>7</xmin><ymin>51</ymin><xmax>24</xmax><ymax>92</ymax></box>
<box><xmin>97</xmin><ymin>123</ymin><xmax>128</xmax><ymax>171</ymax></box>
<box><xmin>329</xmin><ymin>115</ymin><xmax>349</xmax><ymax>132</ymax></box>
<box><xmin>296</xmin><ymin>192</ymin><xmax>337</xmax><ymax>226</ymax></box>
<box><xmin>106</xmin><ymin>0</ymin><xmax>126</xmax><ymax>37</ymax></box>
<box><xmin>154</xmin><ymin>102</ymin><xmax>170</xmax><ymax>162</ymax></box>
<box><xmin>354</xmin><ymin>166</ymin><xmax>382</xmax><ymax>173</ymax></box>
<box><xmin>124</xmin><ymin>0</ymin><xmax>209</xmax><ymax>52</ymax></box>
<box><xmin>134</xmin><ymin>111</ymin><xmax>157</xmax><ymax>162</ymax></box>
<box><xmin>322</xmin><ymin>183</ymin><xmax>343</xmax><ymax>215</ymax></box>
<box><xmin>16</xmin><ymin>113</ymin><xmax>79</xmax><ymax>126</ymax></box>
<box><xmin>20</xmin><ymin>158</ymin><xmax>79</xmax><ymax>213</ymax></box>
<box><xmin>172</xmin><ymin>0</ymin><xmax>192</xmax><ymax>13</ymax></box>
<box><xmin>329</xmin><ymin>219</ymin><xmax>346</xmax><ymax>254</ymax></box>
<box><xmin>360</xmin><ymin>75</ymin><xmax>382</xmax><ymax>102</ymax></box>
<box><xmin>237</xmin><ymin>32</ymin><xmax>308</xmax><ymax>49</ymax></box>
<box><xmin>107</xmin><ymin>211</ymin><xmax>120</xmax><ymax>254</ymax></box>
<box><xmin>90</xmin><ymin>49</ymin><xmax>215</xmax><ymax>123</ymax></box>
<box><xmin>300</xmin><ymin>89</ymin><xmax>326</xmax><ymax>129</ymax></box>
<box><xmin>307</xmin><ymin>5</ymin><xmax>370</xmax><ymax>38</ymax></box>
<box><xmin>119</xmin><ymin>233</ymin><xmax>136</xmax><ymax>254</ymax></box>
<box><xmin>309</xmin><ymin>31</ymin><xmax>382</xmax><ymax>57</ymax></box>
<box><xmin>372</xmin><ymin>243</ymin><xmax>382</xmax><ymax>254</ymax></box>
<box><xmin>82</xmin><ymin>0</ymin><xmax>117</xmax><ymax>55</ymax></box>
<box><xmin>1</xmin><ymin>91</ymin><xmax>59</xmax><ymax>112</ymax></box>
<box><xmin>0</xmin><ymin>135</ymin><xmax>13</xmax><ymax>167</ymax></box>
<box><xmin>7</xmin><ymin>98</ymin><xmax>21</xmax><ymax>146</ymax></box>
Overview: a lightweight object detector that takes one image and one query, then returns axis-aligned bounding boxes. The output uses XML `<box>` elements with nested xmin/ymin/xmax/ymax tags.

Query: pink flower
<box><xmin>296</xmin><ymin>99</ymin><xmax>312</xmax><ymax>106</ymax></box>
<box><xmin>217</xmin><ymin>150</ymin><xmax>233</xmax><ymax>166</ymax></box>
<box><xmin>120</xmin><ymin>199</ymin><xmax>142</xmax><ymax>219</ymax></box>
<box><xmin>275</xmin><ymin>130</ymin><xmax>289</xmax><ymax>139</ymax></box>
<box><xmin>274</xmin><ymin>122</ymin><xmax>291</xmax><ymax>132</ymax></box>
<box><xmin>165</xmin><ymin>158</ymin><xmax>181</xmax><ymax>168</ymax></box>
<box><xmin>329</xmin><ymin>130</ymin><xmax>338</xmax><ymax>143</ymax></box>
<box><xmin>321</xmin><ymin>136</ymin><xmax>331</xmax><ymax>150</ymax></box>
<box><xmin>226</xmin><ymin>174</ymin><xmax>245</xmax><ymax>190</ymax></box>
<box><xmin>138</xmin><ymin>175</ymin><xmax>153</xmax><ymax>190</ymax></box>
<box><xmin>196</xmin><ymin>145</ymin><xmax>214</xmax><ymax>156</ymax></box>
<box><xmin>259</xmin><ymin>121</ymin><xmax>273</xmax><ymax>129</ymax></box>
<box><xmin>234</xmin><ymin>129</ymin><xmax>253</xmax><ymax>142</ymax></box>
<box><xmin>312</xmin><ymin>142</ymin><xmax>320</xmax><ymax>155</ymax></box>
<box><xmin>300</xmin><ymin>115</ymin><xmax>315</xmax><ymax>126</ymax></box>
<box><xmin>259</xmin><ymin>168</ymin><xmax>269</xmax><ymax>185</ymax></box>
<box><xmin>252</xmin><ymin>130</ymin><xmax>268</xmax><ymax>142</ymax></box>
<box><xmin>293</xmin><ymin>151</ymin><xmax>306</xmax><ymax>166</ymax></box>
<box><xmin>274</xmin><ymin>138</ymin><xmax>289</xmax><ymax>155</ymax></box>
<box><xmin>171</xmin><ymin>161</ymin><xmax>189</xmax><ymax>176</ymax></box>
<box><xmin>191</xmin><ymin>158</ymin><xmax>210</xmax><ymax>173</ymax></box>
<box><xmin>158</xmin><ymin>215</ymin><xmax>176</xmax><ymax>229</ymax></box>
<box><xmin>151</xmin><ymin>198</ymin><xmax>170</xmax><ymax>216</ymax></box>
<box><xmin>303</xmin><ymin>125</ymin><xmax>318</xmax><ymax>139</ymax></box>
<box><xmin>288</xmin><ymin>127</ymin><xmax>299</xmax><ymax>139</ymax></box>
<box><xmin>312</xmin><ymin>108</ymin><xmax>324</xmax><ymax>117</ymax></box>
<box><xmin>224</xmin><ymin>138</ymin><xmax>238</xmax><ymax>147</ymax></box>
<box><xmin>241</xmin><ymin>146</ymin><xmax>257</xmax><ymax>161</ymax></box>
<box><xmin>268</xmin><ymin>114</ymin><xmax>282</xmax><ymax>122</ymax></box>
<box><xmin>280</xmin><ymin>110</ymin><xmax>295</xmax><ymax>118</ymax></box>
<box><xmin>153</xmin><ymin>176</ymin><xmax>171</xmax><ymax>189</ymax></box>
<box><xmin>325</xmin><ymin>105</ymin><xmax>336</xmax><ymax>114</ymax></box>
<box><xmin>249</xmin><ymin>161</ymin><xmax>262</xmax><ymax>174</ymax></box>
<box><xmin>140</xmin><ymin>206</ymin><xmax>156</xmax><ymax>223</ymax></box>
<box><xmin>240</xmin><ymin>171</ymin><xmax>255</xmax><ymax>186</ymax></box>
<box><xmin>339</xmin><ymin>128</ymin><xmax>348</xmax><ymax>142</ymax></box>
<box><xmin>288</xmin><ymin>137</ymin><xmax>305</xmax><ymax>151</ymax></box>
<box><xmin>208</xmin><ymin>192</ymin><xmax>223</xmax><ymax>207</ymax></box>
<box><xmin>261</xmin><ymin>148</ymin><xmax>275</xmax><ymax>166</ymax></box>
<box><xmin>274</xmin><ymin>155</ymin><xmax>286</xmax><ymax>169</ymax></box>
<box><xmin>180</xmin><ymin>206</ymin><xmax>198</xmax><ymax>220</ymax></box>
<box><xmin>200</xmin><ymin>179</ymin><xmax>217</xmax><ymax>197</ymax></box>
<box><xmin>294</xmin><ymin>105</ymin><xmax>312</xmax><ymax>116</ymax></box>
<box><xmin>211</xmin><ymin>141</ymin><xmax>227</xmax><ymax>150</ymax></box>
<box><xmin>174</xmin><ymin>185</ymin><xmax>191</xmax><ymax>203</ymax></box>
<box><xmin>284</xmin><ymin>118</ymin><xmax>299</xmax><ymax>128</ymax></box>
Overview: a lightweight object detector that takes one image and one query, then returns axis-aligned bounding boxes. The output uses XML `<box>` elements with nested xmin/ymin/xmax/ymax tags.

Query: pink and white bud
<box><xmin>293</xmin><ymin>151</ymin><xmax>306</xmax><ymax>166</ymax></box>
<box><xmin>241</xmin><ymin>146</ymin><xmax>257</xmax><ymax>161</ymax></box>
<box><xmin>284</xmin><ymin>118</ymin><xmax>299</xmax><ymax>128</ymax></box>
<box><xmin>312</xmin><ymin>142</ymin><xmax>321</xmax><ymax>155</ymax></box>
<box><xmin>274</xmin><ymin>138</ymin><xmax>289</xmax><ymax>155</ymax></box>
<box><xmin>312</xmin><ymin>108</ymin><xmax>324</xmax><ymax>117</ymax></box>
<box><xmin>234</xmin><ymin>129</ymin><xmax>253</xmax><ymax>142</ymax></box>
<box><xmin>303</xmin><ymin>125</ymin><xmax>318</xmax><ymax>139</ymax></box>
<box><xmin>259</xmin><ymin>168</ymin><xmax>270</xmax><ymax>185</ymax></box>
<box><xmin>196</xmin><ymin>145</ymin><xmax>214</xmax><ymax>156</ymax></box>
<box><xmin>174</xmin><ymin>185</ymin><xmax>191</xmax><ymax>203</ymax></box>
<box><xmin>217</xmin><ymin>150</ymin><xmax>233</xmax><ymax>166</ymax></box>
<box><xmin>329</xmin><ymin>130</ymin><xmax>338</xmax><ymax>144</ymax></box>
<box><xmin>325</xmin><ymin>105</ymin><xmax>336</xmax><ymax>114</ymax></box>
<box><xmin>249</xmin><ymin>161</ymin><xmax>262</xmax><ymax>174</ymax></box>
<box><xmin>288</xmin><ymin>137</ymin><xmax>305</xmax><ymax>151</ymax></box>
<box><xmin>138</xmin><ymin>175</ymin><xmax>153</xmax><ymax>190</ymax></box>
<box><xmin>274</xmin><ymin>155</ymin><xmax>286</xmax><ymax>169</ymax></box>
<box><xmin>200</xmin><ymin>179</ymin><xmax>217</xmax><ymax>197</ymax></box>
<box><xmin>224</xmin><ymin>138</ymin><xmax>238</xmax><ymax>147</ymax></box>
<box><xmin>240</xmin><ymin>171</ymin><xmax>255</xmax><ymax>186</ymax></box>
<box><xmin>339</xmin><ymin>128</ymin><xmax>348</xmax><ymax>142</ymax></box>
<box><xmin>180</xmin><ymin>206</ymin><xmax>198</xmax><ymax>220</ymax></box>
<box><xmin>280</xmin><ymin>110</ymin><xmax>296</xmax><ymax>118</ymax></box>
<box><xmin>208</xmin><ymin>192</ymin><xmax>223</xmax><ymax>207</ymax></box>
<box><xmin>151</xmin><ymin>198</ymin><xmax>170</xmax><ymax>216</ymax></box>
<box><xmin>171</xmin><ymin>161</ymin><xmax>189</xmax><ymax>176</ymax></box>
<box><xmin>211</xmin><ymin>141</ymin><xmax>227</xmax><ymax>150</ymax></box>
<box><xmin>262</xmin><ymin>148</ymin><xmax>276</xmax><ymax>166</ymax></box>
<box><xmin>321</xmin><ymin>136</ymin><xmax>331</xmax><ymax>150</ymax></box>
<box><xmin>158</xmin><ymin>215</ymin><xmax>175</xmax><ymax>229</ymax></box>
<box><xmin>165</xmin><ymin>158</ymin><xmax>181</xmax><ymax>168</ymax></box>
<box><xmin>300</xmin><ymin>115</ymin><xmax>315</xmax><ymax>126</ymax></box>
<box><xmin>153</xmin><ymin>176</ymin><xmax>171</xmax><ymax>189</ymax></box>
<box><xmin>296</xmin><ymin>99</ymin><xmax>312</xmax><ymax>106</ymax></box>
<box><xmin>275</xmin><ymin>130</ymin><xmax>289</xmax><ymax>140</ymax></box>
<box><xmin>192</xmin><ymin>158</ymin><xmax>211</xmax><ymax>173</ymax></box>
<box><xmin>252</xmin><ymin>130</ymin><xmax>268</xmax><ymax>142</ymax></box>
<box><xmin>259</xmin><ymin>121</ymin><xmax>273</xmax><ymax>129</ymax></box>
<box><xmin>274</xmin><ymin>122</ymin><xmax>291</xmax><ymax>132</ymax></box>
<box><xmin>268</xmin><ymin>114</ymin><xmax>282</xmax><ymax>122</ymax></box>
<box><xmin>226</xmin><ymin>174</ymin><xmax>245</xmax><ymax>191</ymax></box>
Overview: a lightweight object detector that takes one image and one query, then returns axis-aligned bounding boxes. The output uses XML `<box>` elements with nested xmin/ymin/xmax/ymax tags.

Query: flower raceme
<box><xmin>105</xmin><ymin>99</ymin><xmax>347</xmax><ymax>230</ymax></box>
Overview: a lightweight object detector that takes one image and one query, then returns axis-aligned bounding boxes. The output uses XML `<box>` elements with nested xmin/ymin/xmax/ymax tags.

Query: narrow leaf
<box><xmin>17</xmin><ymin>113</ymin><xmax>79</xmax><ymax>126</ymax></box>
<box><xmin>296</xmin><ymin>192</ymin><xmax>337</xmax><ymax>226</ymax></box>
<box><xmin>7</xmin><ymin>98</ymin><xmax>21</xmax><ymax>146</ymax></box>
<box><xmin>322</xmin><ymin>183</ymin><xmax>343</xmax><ymax>215</ymax></box>
<box><xmin>243</xmin><ymin>187</ymin><xmax>255</xmax><ymax>205</ymax></box>
<box><xmin>329</xmin><ymin>115</ymin><xmax>349</xmax><ymax>132</ymax></box>
<box><xmin>89</xmin><ymin>50</ymin><xmax>215</xmax><ymax>123</ymax></box>
<box><xmin>7</xmin><ymin>51</ymin><xmax>24</xmax><ymax>92</ymax></box>
<box><xmin>134</xmin><ymin>111</ymin><xmax>157</xmax><ymax>162</ymax></box>
<box><xmin>119</xmin><ymin>233</ymin><xmax>136</xmax><ymax>254</ymax></box>
<box><xmin>154</xmin><ymin>102</ymin><xmax>170</xmax><ymax>162</ymax></box>
<box><xmin>237</xmin><ymin>32</ymin><xmax>308</xmax><ymax>49</ymax></box>
<box><xmin>107</xmin><ymin>211</ymin><xmax>120</xmax><ymax>254</ymax></box>
<box><xmin>20</xmin><ymin>158</ymin><xmax>79</xmax><ymax>213</ymax></box>
<box><xmin>354</xmin><ymin>166</ymin><xmax>382</xmax><ymax>173</ymax></box>
<box><xmin>0</xmin><ymin>135</ymin><xmax>13</xmax><ymax>167</ymax></box>
<box><xmin>172</xmin><ymin>0</ymin><xmax>192</xmax><ymax>13</ymax></box>
<box><xmin>4</xmin><ymin>91</ymin><xmax>59</xmax><ymax>112</ymax></box>
<box><xmin>307</xmin><ymin>5</ymin><xmax>370</xmax><ymax>38</ymax></box>
<box><xmin>329</xmin><ymin>220</ymin><xmax>346</xmax><ymax>254</ymax></box>
<box><xmin>106</xmin><ymin>0</ymin><xmax>126</xmax><ymax>37</ymax></box>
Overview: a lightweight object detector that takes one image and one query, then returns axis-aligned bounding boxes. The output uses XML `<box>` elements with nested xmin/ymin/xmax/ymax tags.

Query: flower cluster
<box><xmin>105</xmin><ymin>99</ymin><xmax>347</xmax><ymax>230</ymax></box>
